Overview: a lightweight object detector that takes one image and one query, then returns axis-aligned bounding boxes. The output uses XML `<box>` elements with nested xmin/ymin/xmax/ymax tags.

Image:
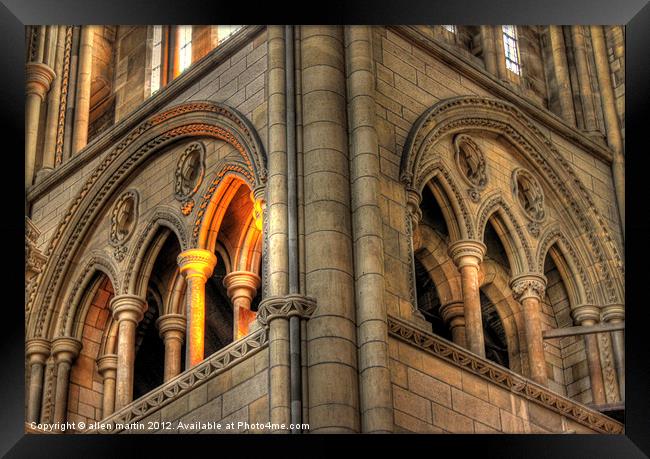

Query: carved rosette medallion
<box><xmin>453</xmin><ymin>134</ymin><xmax>488</xmax><ymax>203</ymax></box>
<box><xmin>174</xmin><ymin>142</ymin><xmax>206</xmax><ymax>216</ymax></box>
<box><xmin>110</xmin><ymin>190</ymin><xmax>139</xmax><ymax>261</ymax></box>
<box><xmin>512</xmin><ymin>168</ymin><xmax>546</xmax><ymax>231</ymax></box>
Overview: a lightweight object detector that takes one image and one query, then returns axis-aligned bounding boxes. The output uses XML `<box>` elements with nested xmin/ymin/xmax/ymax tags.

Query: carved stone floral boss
<box><xmin>453</xmin><ymin>134</ymin><xmax>488</xmax><ymax>203</ymax></box>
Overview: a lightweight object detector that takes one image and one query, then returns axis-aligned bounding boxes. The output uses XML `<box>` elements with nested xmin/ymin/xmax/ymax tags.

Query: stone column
<box><xmin>548</xmin><ymin>26</ymin><xmax>576</xmax><ymax>126</ymax></box>
<box><xmin>96</xmin><ymin>354</ymin><xmax>117</xmax><ymax>418</ymax></box>
<box><xmin>570</xmin><ymin>26</ymin><xmax>599</xmax><ymax>134</ymax></box>
<box><xmin>177</xmin><ymin>249</ymin><xmax>217</xmax><ymax>367</ymax></box>
<box><xmin>493</xmin><ymin>26</ymin><xmax>509</xmax><ymax>81</ymax></box>
<box><xmin>302</xmin><ymin>25</ymin><xmax>359</xmax><ymax>433</ymax></box>
<box><xmin>480</xmin><ymin>26</ymin><xmax>498</xmax><ymax>75</ymax></box>
<box><xmin>72</xmin><ymin>25</ymin><xmax>94</xmax><ymax>154</ymax></box>
<box><xmin>265</xmin><ymin>26</ymin><xmax>291</xmax><ymax>430</ymax></box>
<box><xmin>25</xmin><ymin>338</ymin><xmax>51</xmax><ymax>423</ymax></box>
<box><xmin>440</xmin><ymin>301</ymin><xmax>467</xmax><ymax>348</ymax></box>
<box><xmin>448</xmin><ymin>240</ymin><xmax>486</xmax><ymax>358</ymax></box>
<box><xmin>590</xmin><ymin>25</ymin><xmax>625</xmax><ymax>235</ymax></box>
<box><xmin>156</xmin><ymin>314</ymin><xmax>186</xmax><ymax>382</ymax></box>
<box><xmin>110</xmin><ymin>294</ymin><xmax>147</xmax><ymax>410</ymax></box>
<box><xmin>345</xmin><ymin>25</ymin><xmax>393</xmax><ymax>433</ymax></box>
<box><xmin>601</xmin><ymin>304</ymin><xmax>625</xmax><ymax>401</ymax></box>
<box><xmin>405</xmin><ymin>188</ymin><xmax>429</xmax><ymax>327</ymax></box>
<box><xmin>223</xmin><ymin>271</ymin><xmax>261</xmax><ymax>340</ymax></box>
<box><xmin>51</xmin><ymin>337</ymin><xmax>82</xmax><ymax>423</ymax></box>
<box><xmin>40</xmin><ymin>25</ymin><xmax>67</xmax><ymax>175</ymax></box>
<box><xmin>25</xmin><ymin>62</ymin><xmax>55</xmax><ymax>188</ymax></box>
<box><xmin>572</xmin><ymin>304</ymin><xmax>607</xmax><ymax>405</ymax></box>
<box><xmin>511</xmin><ymin>273</ymin><xmax>548</xmax><ymax>386</ymax></box>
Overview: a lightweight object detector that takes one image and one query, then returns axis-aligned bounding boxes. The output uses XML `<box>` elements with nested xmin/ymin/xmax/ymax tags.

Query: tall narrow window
<box><xmin>151</xmin><ymin>25</ymin><xmax>163</xmax><ymax>94</ymax></box>
<box><xmin>178</xmin><ymin>25</ymin><xmax>193</xmax><ymax>73</ymax></box>
<box><xmin>502</xmin><ymin>25</ymin><xmax>521</xmax><ymax>75</ymax></box>
<box><xmin>442</xmin><ymin>25</ymin><xmax>457</xmax><ymax>33</ymax></box>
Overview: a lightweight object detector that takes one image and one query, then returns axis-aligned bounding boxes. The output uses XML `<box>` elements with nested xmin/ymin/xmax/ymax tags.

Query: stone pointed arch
<box><xmin>123</xmin><ymin>206</ymin><xmax>189</xmax><ymax>296</ymax></box>
<box><xmin>414</xmin><ymin>224</ymin><xmax>462</xmax><ymax>305</ymax></box>
<box><xmin>418</xmin><ymin>159</ymin><xmax>475</xmax><ymax>240</ymax></box>
<box><xmin>476</xmin><ymin>191</ymin><xmax>533</xmax><ymax>274</ymax></box>
<box><xmin>536</xmin><ymin>225</ymin><xmax>595</xmax><ymax>306</ymax></box>
<box><xmin>28</xmin><ymin>101</ymin><xmax>267</xmax><ymax>339</ymax></box>
<box><xmin>55</xmin><ymin>250</ymin><xmax>119</xmax><ymax>339</ymax></box>
<box><xmin>400</xmin><ymin>96</ymin><xmax>622</xmax><ymax>305</ymax></box>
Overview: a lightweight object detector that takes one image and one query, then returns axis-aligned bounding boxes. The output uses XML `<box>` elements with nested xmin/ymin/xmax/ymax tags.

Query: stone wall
<box><xmin>387</xmin><ymin>317</ymin><xmax>622</xmax><ymax>434</ymax></box>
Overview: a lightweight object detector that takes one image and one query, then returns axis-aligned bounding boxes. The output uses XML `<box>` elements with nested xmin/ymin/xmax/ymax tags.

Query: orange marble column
<box><xmin>572</xmin><ymin>304</ymin><xmax>607</xmax><ymax>405</ymax></box>
<box><xmin>96</xmin><ymin>353</ymin><xmax>118</xmax><ymax>418</ymax></box>
<box><xmin>448</xmin><ymin>240</ymin><xmax>487</xmax><ymax>357</ymax></box>
<box><xmin>223</xmin><ymin>271</ymin><xmax>261</xmax><ymax>340</ymax></box>
<box><xmin>511</xmin><ymin>273</ymin><xmax>548</xmax><ymax>386</ymax></box>
<box><xmin>156</xmin><ymin>314</ymin><xmax>186</xmax><ymax>381</ymax></box>
<box><xmin>51</xmin><ymin>337</ymin><xmax>82</xmax><ymax>423</ymax></box>
<box><xmin>25</xmin><ymin>338</ymin><xmax>51</xmax><ymax>423</ymax></box>
<box><xmin>110</xmin><ymin>295</ymin><xmax>147</xmax><ymax>410</ymax></box>
<box><xmin>178</xmin><ymin>249</ymin><xmax>217</xmax><ymax>367</ymax></box>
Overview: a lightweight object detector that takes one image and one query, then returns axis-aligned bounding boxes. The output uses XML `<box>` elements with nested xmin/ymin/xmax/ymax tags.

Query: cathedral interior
<box><xmin>24</xmin><ymin>25</ymin><xmax>625</xmax><ymax>434</ymax></box>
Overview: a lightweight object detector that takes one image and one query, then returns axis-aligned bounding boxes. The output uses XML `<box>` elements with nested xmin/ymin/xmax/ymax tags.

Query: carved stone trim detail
<box><xmin>512</xmin><ymin>168</ymin><xmax>546</xmax><ymax>222</ymax></box>
<box><xmin>87</xmin><ymin>327</ymin><xmax>268</xmax><ymax>433</ymax></box>
<box><xmin>55</xmin><ymin>26</ymin><xmax>73</xmax><ymax>166</ymax></box>
<box><xmin>387</xmin><ymin>315</ymin><xmax>623</xmax><ymax>434</ymax></box>
<box><xmin>510</xmin><ymin>273</ymin><xmax>547</xmax><ymax>302</ymax></box>
<box><xmin>109</xmin><ymin>190</ymin><xmax>139</xmax><ymax>249</ymax></box>
<box><xmin>174</xmin><ymin>141</ymin><xmax>205</xmax><ymax>203</ymax></box>
<box><xmin>453</xmin><ymin>134</ymin><xmax>488</xmax><ymax>190</ymax></box>
<box><xmin>256</xmin><ymin>294</ymin><xmax>317</xmax><ymax>326</ymax></box>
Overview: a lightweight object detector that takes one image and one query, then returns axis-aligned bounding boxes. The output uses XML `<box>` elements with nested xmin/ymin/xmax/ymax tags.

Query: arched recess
<box><xmin>28</xmin><ymin>101</ymin><xmax>267</xmax><ymax>340</ymax></box>
<box><xmin>476</xmin><ymin>192</ymin><xmax>533</xmax><ymax>274</ymax></box>
<box><xmin>65</xmin><ymin>272</ymin><xmax>115</xmax><ymax>424</ymax></box>
<box><xmin>400</xmin><ymin>96</ymin><xmax>623</xmax><ymax>307</ymax></box>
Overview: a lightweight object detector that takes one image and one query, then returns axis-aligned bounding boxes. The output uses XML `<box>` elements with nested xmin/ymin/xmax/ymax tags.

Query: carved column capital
<box><xmin>223</xmin><ymin>271</ymin><xmax>261</xmax><ymax>302</ymax></box>
<box><xmin>51</xmin><ymin>336</ymin><xmax>82</xmax><ymax>364</ymax></box>
<box><xmin>25</xmin><ymin>62</ymin><xmax>55</xmax><ymax>99</ymax></box>
<box><xmin>572</xmin><ymin>304</ymin><xmax>601</xmax><ymax>325</ymax></box>
<box><xmin>96</xmin><ymin>354</ymin><xmax>118</xmax><ymax>377</ymax></box>
<box><xmin>257</xmin><ymin>294</ymin><xmax>317</xmax><ymax>326</ymax></box>
<box><xmin>177</xmin><ymin>248</ymin><xmax>217</xmax><ymax>281</ymax></box>
<box><xmin>439</xmin><ymin>300</ymin><xmax>465</xmax><ymax>325</ymax></box>
<box><xmin>510</xmin><ymin>273</ymin><xmax>547</xmax><ymax>302</ymax></box>
<box><xmin>448</xmin><ymin>240</ymin><xmax>486</xmax><ymax>269</ymax></box>
<box><xmin>26</xmin><ymin>338</ymin><xmax>51</xmax><ymax>365</ymax></box>
<box><xmin>156</xmin><ymin>314</ymin><xmax>186</xmax><ymax>340</ymax></box>
<box><xmin>110</xmin><ymin>294</ymin><xmax>148</xmax><ymax>324</ymax></box>
<box><xmin>601</xmin><ymin>304</ymin><xmax>625</xmax><ymax>323</ymax></box>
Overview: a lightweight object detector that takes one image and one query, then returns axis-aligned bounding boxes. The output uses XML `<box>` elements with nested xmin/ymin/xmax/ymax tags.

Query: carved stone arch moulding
<box><xmin>122</xmin><ymin>207</ymin><xmax>190</xmax><ymax>294</ymax></box>
<box><xmin>399</xmin><ymin>96</ymin><xmax>623</xmax><ymax>306</ymax></box>
<box><xmin>28</xmin><ymin>101</ymin><xmax>267</xmax><ymax>339</ymax></box>
<box><xmin>174</xmin><ymin>141</ymin><xmax>206</xmax><ymax>216</ymax></box>
<box><xmin>57</xmin><ymin>250</ymin><xmax>119</xmax><ymax>338</ymax></box>
<box><xmin>109</xmin><ymin>189</ymin><xmax>139</xmax><ymax>262</ymax></box>
<box><xmin>536</xmin><ymin>225</ymin><xmax>595</xmax><ymax>305</ymax></box>
<box><xmin>453</xmin><ymin>133</ymin><xmax>488</xmax><ymax>202</ymax></box>
<box><xmin>475</xmin><ymin>191</ymin><xmax>533</xmax><ymax>273</ymax></box>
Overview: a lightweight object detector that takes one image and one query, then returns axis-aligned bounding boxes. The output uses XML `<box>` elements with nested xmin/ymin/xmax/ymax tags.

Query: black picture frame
<box><xmin>4</xmin><ymin>0</ymin><xmax>649</xmax><ymax>457</ymax></box>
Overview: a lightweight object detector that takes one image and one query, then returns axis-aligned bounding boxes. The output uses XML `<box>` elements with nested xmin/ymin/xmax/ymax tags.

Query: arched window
<box><xmin>502</xmin><ymin>25</ymin><xmax>521</xmax><ymax>75</ymax></box>
<box><xmin>177</xmin><ymin>25</ymin><xmax>193</xmax><ymax>73</ymax></box>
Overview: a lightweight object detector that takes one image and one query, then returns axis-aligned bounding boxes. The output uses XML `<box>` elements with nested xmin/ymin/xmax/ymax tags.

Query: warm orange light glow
<box><xmin>236</xmin><ymin>308</ymin><xmax>257</xmax><ymax>340</ymax></box>
<box><xmin>250</xmin><ymin>192</ymin><xmax>265</xmax><ymax>232</ymax></box>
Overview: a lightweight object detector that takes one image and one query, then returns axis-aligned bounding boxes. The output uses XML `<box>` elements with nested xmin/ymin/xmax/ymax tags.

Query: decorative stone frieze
<box><xmin>256</xmin><ymin>294</ymin><xmax>317</xmax><ymax>326</ymax></box>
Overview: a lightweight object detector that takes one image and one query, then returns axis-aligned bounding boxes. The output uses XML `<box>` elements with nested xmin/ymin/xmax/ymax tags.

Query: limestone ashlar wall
<box><xmin>387</xmin><ymin>317</ymin><xmax>623</xmax><ymax>434</ymax></box>
<box><xmin>93</xmin><ymin>331</ymin><xmax>270</xmax><ymax>434</ymax></box>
